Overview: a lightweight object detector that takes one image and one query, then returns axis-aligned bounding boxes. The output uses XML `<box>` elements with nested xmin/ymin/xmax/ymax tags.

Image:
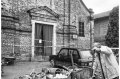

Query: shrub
<box><xmin>105</xmin><ymin>6</ymin><xmax>119</xmax><ymax>47</ymax></box>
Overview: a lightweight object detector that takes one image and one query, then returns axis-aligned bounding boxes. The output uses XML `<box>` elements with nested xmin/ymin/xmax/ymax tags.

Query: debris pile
<box><xmin>16</xmin><ymin>67</ymin><xmax>73</xmax><ymax>79</ymax></box>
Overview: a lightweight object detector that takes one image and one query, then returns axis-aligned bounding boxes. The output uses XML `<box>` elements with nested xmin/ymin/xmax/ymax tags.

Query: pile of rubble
<box><xmin>15</xmin><ymin>65</ymin><xmax>93</xmax><ymax>79</ymax></box>
<box><xmin>16</xmin><ymin>67</ymin><xmax>73</xmax><ymax>79</ymax></box>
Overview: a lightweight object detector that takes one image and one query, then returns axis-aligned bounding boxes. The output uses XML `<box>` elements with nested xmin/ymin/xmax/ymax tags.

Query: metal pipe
<box><xmin>70</xmin><ymin>51</ymin><xmax>74</xmax><ymax>69</ymax></box>
<box><xmin>63</xmin><ymin>0</ymin><xmax>65</xmax><ymax>47</ymax></box>
<box><xmin>12</xmin><ymin>0</ymin><xmax>15</xmax><ymax>55</ymax></box>
<box><xmin>90</xmin><ymin>19</ymin><xmax>92</xmax><ymax>50</ymax></box>
<box><xmin>68</xmin><ymin>0</ymin><xmax>71</xmax><ymax>47</ymax></box>
<box><xmin>89</xmin><ymin>9</ymin><xmax>94</xmax><ymax>50</ymax></box>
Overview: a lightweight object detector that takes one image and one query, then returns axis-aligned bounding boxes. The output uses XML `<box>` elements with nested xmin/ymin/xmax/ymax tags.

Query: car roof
<box><xmin>61</xmin><ymin>48</ymin><xmax>78</xmax><ymax>50</ymax></box>
<box><xmin>61</xmin><ymin>48</ymin><xmax>91</xmax><ymax>51</ymax></box>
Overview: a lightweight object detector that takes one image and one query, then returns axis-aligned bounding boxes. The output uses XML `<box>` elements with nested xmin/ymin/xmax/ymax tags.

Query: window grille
<box><xmin>79</xmin><ymin>22</ymin><xmax>84</xmax><ymax>37</ymax></box>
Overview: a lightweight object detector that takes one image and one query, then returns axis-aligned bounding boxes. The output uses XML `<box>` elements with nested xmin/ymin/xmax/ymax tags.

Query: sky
<box><xmin>83</xmin><ymin>0</ymin><xmax>119</xmax><ymax>14</ymax></box>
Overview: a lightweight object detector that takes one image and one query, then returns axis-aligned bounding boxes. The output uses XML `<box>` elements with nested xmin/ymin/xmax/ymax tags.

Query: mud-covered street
<box><xmin>2</xmin><ymin>62</ymin><xmax>51</xmax><ymax>79</ymax></box>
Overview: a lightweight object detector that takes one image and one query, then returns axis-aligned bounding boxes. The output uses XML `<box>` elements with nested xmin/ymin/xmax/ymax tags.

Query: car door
<box><xmin>55</xmin><ymin>48</ymin><xmax>69</xmax><ymax>66</ymax></box>
<box><xmin>72</xmin><ymin>49</ymin><xmax>79</xmax><ymax>63</ymax></box>
<box><xmin>68</xmin><ymin>49</ymin><xmax>79</xmax><ymax>64</ymax></box>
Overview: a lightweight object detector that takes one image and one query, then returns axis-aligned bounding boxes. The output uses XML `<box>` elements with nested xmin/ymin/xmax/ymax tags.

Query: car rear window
<box><xmin>80</xmin><ymin>51</ymin><xmax>92</xmax><ymax>59</ymax></box>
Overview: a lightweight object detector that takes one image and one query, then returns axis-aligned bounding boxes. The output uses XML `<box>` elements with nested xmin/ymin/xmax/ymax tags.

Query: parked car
<box><xmin>49</xmin><ymin>48</ymin><xmax>93</xmax><ymax>68</ymax></box>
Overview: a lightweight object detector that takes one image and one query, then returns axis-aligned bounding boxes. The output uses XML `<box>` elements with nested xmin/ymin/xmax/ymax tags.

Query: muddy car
<box><xmin>49</xmin><ymin>48</ymin><xmax>93</xmax><ymax>67</ymax></box>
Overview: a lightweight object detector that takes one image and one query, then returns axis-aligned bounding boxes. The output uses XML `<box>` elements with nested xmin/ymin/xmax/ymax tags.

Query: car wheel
<box><xmin>50</xmin><ymin>59</ymin><xmax>55</xmax><ymax>67</ymax></box>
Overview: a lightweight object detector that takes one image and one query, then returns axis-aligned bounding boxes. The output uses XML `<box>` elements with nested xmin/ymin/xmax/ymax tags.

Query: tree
<box><xmin>105</xmin><ymin>6</ymin><xmax>119</xmax><ymax>47</ymax></box>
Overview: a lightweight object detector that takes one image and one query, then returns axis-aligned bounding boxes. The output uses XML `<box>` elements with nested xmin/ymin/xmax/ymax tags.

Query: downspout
<box><xmin>68</xmin><ymin>0</ymin><xmax>71</xmax><ymax>47</ymax></box>
<box><xmin>89</xmin><ymin>9</ymin><xmax>95</xmax><ymax>69</ymax></box>
<box><xmin>63</xmin><ymin>0</ymin><xmax>65</xmax><ymax>47</ymax></box>
<box><xmin>27</xmin><ymin>0</ymin><xmax>32</xmax><ymax>61</ymax></box>
<box><xmin>89</xmin><ymin>8</ymin><xmax>94</xmax><ymax>50</ymax></box>
<box><xmin>27</xmin><ymin>11</ymin><xmax>33</xmax><ymax>60</ymax></box>
<box><xmin>12</xmin><ymin>0</ymin><xmax>15</xmax><ymax>55</ymax></box>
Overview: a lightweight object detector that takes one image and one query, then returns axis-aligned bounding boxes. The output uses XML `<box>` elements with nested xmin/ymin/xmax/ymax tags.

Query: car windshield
<box><xmin>80</xmin><ymin>51</ymin><xmax>92</xmax><ymax>59</ymax></box>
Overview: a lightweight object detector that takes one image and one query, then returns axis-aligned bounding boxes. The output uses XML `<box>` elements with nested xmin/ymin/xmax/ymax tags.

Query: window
<box><xmin>68</xmin><ymin>50</ymin><xmax>79</xmax><ymax>59</ymax></box>
<box><xmin>79</xmin><ymin>22</ymin><xmax>84</xmax><ymax>37</ymax></box>
<box><xmin>59</xmin><ymin>49</ymin><xmax>68</xmax><ymax>56</ymax></box>
<box><xmin>80</xmin><ymin>51</ymin><xmax>92</xmax><ymax>59</ymax></box>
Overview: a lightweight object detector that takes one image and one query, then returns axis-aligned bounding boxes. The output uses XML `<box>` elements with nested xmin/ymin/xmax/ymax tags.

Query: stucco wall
<box><xmin>94</xmin><ymin>17</ymin><xmax>109</xmax><ymax>45</ymax></box>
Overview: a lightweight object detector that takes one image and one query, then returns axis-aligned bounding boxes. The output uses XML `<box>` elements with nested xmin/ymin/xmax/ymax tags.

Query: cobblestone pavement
<box><xmin>1</xmin><ymin>61</ymin><xmax>51</xmax><ymax>79</ymax></box>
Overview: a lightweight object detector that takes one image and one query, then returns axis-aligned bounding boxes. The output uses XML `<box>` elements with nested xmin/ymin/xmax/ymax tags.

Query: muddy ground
<box><xmin>2</xmin><ymin>62</ymin><xmax>51</xmax><ymax>79</ymax></box>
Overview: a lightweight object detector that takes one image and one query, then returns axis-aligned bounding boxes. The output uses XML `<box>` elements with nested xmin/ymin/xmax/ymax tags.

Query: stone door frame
<box><xmin>31</xmin><ymin>20</ymin><xmax>57</xmax><ymax>59</ymax></box>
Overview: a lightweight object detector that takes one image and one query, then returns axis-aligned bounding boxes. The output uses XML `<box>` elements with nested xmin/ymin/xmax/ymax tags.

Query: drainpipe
<box><xmin>89</xmin><ymin>8</ymin><xmax>94</xmax><ymax>50</ymax></box>
<box><xmin>27</xmin><ymin>10</ymin><xmax>32</xmax><ymax>61</ymax></box>
<box><xmin>68</xmin><ymin>0</ymin><xmax>71</xmax><ymax>47</ymax></box>
<box><xmin>63</xmin><ymin>0</ymin><xmax>65</xmax><ymax>47</ymax></box>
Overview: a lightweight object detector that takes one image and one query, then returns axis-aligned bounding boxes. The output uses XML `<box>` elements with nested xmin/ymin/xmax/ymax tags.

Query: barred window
<box><xmin>79</xmin><ymin>22</ymin><xmax>84</xmax><ymax>37</ymax></box>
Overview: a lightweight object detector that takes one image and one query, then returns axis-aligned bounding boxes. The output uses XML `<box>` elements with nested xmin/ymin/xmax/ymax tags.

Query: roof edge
<box><xmin>95</xmin><ymin>16</ymin><xmax>109</xmax><ymax>20</ymax></box>
<box><xmin>79</xmin><ymin>0</ymin><xmax>92</xmax><ymax>14</ymax></box>
<box><xmin>94</xmin><ymin>10</ymin><xmax>111</xmax><ymax>19</ymax></box>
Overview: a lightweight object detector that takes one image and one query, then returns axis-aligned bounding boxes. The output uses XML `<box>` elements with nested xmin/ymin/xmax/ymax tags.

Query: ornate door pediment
<box><xmin>27</xmin><ymin>6</ymin><xmax>59</xmax><ymax>19</ymax></box>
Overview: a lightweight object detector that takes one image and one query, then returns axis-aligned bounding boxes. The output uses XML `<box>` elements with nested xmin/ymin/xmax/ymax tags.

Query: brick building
<box><xmin>1</xmin><ymin>0</ymin><xmax>94</xmax><ymax>61</ymax></box>
<box><xmin>94</xmin><ymin>11</ymin><xmax>111</xmax><ymax>45</ymax></box>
